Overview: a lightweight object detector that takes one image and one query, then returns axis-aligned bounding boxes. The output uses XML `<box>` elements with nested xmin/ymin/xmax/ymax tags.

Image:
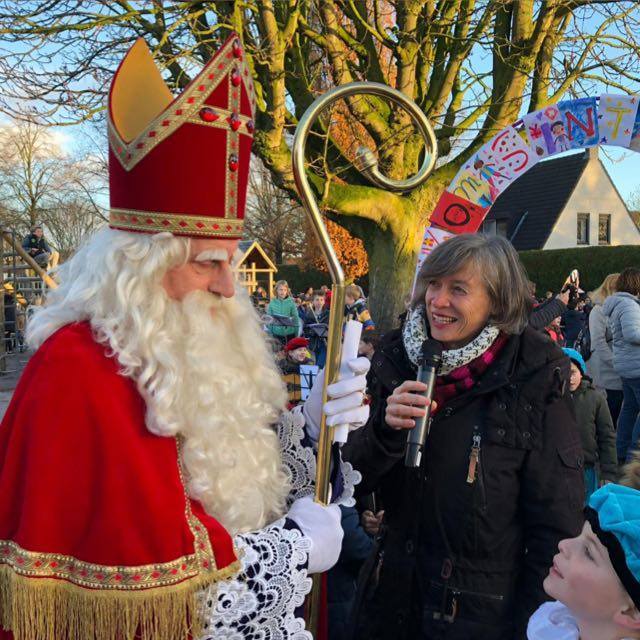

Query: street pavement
<box><xmin>0</xmin><ymin>350</ymin><xmax>31</xmax><ymax>420</ymax></box>
<box><xmin>0</xmin><ymin>390</ymin><xmax>12</xmax><ymax>420</ymax></box>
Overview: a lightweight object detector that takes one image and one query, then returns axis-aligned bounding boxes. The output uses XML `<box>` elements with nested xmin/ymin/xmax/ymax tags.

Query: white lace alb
<box><xmin>280</xmin><ymin>405</ymin><xmax>359</xmax><ymax>508</ymax></box>
<box><xmin>197</xmin><ymin>407</ymin><xmax>360</xmax><ymax>638</ymax></box>
<box><xmin>200</xmin><ymin>519</ymin><xmax>312</xmax><ymax>640</ymax></box>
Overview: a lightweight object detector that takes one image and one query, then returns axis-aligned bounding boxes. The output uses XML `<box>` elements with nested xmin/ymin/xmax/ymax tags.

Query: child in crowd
<box><xmin>278</xmin><ymin>337</ymin><xmax>316</xmax><ymax>408</ymax></box>
<box><xmin>344</xmin><ymin>284</ymin><xmax>375</xmax><ymax>331</ymax></box>
<box><xmin>358</xmin><ymin>331</ymin><xmax>380</xmax><ymax>360</ymax></box>
<box><xmin>545</xmin><ymin>316</ymin><xmax>565</xmax><ymax>345</ymax></box>
<box><xmin>527</xmin><ymin>479</ymin><xmax>640</xmax><ymax>639</ymax></box>
<box><xmin>267</xmin><ymin>279</ymin><xmax>300</xmax><ymax>347</ymax></box>
<box><xmin>563</xmin><ymin>348</ymin><xmax>618</xmax><ymax>500</ymax></box>
<box><xmin>279</xmin><ymin>336</ymin><xmax>315</xmax><ymax>373</ymax></box>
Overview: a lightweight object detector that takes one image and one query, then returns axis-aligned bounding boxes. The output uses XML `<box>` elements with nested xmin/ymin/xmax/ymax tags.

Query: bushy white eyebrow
<box><xmin>194</xmin><ymin>249</ymin><xmax>229</xmax><ymax>262</ymax></box>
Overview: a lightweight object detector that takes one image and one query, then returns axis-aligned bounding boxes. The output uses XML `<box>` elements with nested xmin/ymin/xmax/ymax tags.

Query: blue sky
<box><xmin>600</xmin><ymin>148</ymin><xmax>639</xmax><ymax>205</ymax></box>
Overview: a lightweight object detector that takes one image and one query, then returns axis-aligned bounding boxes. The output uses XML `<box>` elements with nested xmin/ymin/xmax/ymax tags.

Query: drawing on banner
<box><xmin>430</xmin><ymin>191</ymin><xmax>488</xmax><ymax>234</ymax></box>
<box><xmin>411</xmin><ymin>225</ymin><xmax>454</xmax><ymax>294</ymax></box>
<box><xmin>450</xmin><ymin>127</ymin><xmax>537</xmax><ymax>207</ymax></box>
<box><xmin>449</xmin><ymin>167</ymin><xmax>492</xmax><ymax>206</ymax></box>
<box><xmin>629</xmin><ymin>98</ymin><xmax>640</xmax><ymax>151</ymax></box>
<box><xmin>522</xmin><ymin>98</ymin><xmax>599</xmax><ymax>158</ymax></box>
<box><xmin>598</xmin><ymin>95</ymin><xmax>639</xmax><ymax>147</ymax></box>
<box><xmin>416</xmin><ymin>226</ymin><xmax>453</xmax><ymax>271</ymax></box>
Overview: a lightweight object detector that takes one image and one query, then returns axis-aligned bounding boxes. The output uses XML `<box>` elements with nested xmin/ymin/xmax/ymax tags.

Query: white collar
<box><xmin>528</xmin><ymin>601</ymin><xmax>636</xmax><ymax>640</ymax></box>
<box><xmin>527</xmin><ymin>602</ymin><xmax>580</xmax><ymax>640</ymax></box>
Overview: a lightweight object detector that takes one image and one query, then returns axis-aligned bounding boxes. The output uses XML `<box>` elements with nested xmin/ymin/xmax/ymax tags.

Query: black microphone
<box><xmin>405</xmin><ymin>339</ymin><xmax>443</xmax><ymax>468</ymax></box>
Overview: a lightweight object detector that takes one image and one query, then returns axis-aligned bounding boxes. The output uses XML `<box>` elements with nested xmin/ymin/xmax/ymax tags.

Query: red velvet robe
<box><xmin>0</xmin><ymin>322</ymin><xmax>238</xmax><ymax>640</ymax></box>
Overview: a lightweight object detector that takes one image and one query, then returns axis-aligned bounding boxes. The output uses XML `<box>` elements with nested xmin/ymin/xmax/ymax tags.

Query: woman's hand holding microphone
<box><xmin>385</xmin><ymin>380</ymin><xmax>437</xmax><ymax>431</ymax></box>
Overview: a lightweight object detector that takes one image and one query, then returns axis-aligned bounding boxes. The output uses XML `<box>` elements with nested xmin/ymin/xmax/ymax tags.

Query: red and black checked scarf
<box><xmin>432</xmin><ymin>332</ymin><xmax>510</xmax><ymax>411</ymax></box>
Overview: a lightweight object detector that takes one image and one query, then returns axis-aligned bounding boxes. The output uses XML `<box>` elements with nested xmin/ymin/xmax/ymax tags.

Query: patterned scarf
<box><xmin>402</xmin><ymin>306</ymin><xmax>509</xmax><ymax>410</ymax></box>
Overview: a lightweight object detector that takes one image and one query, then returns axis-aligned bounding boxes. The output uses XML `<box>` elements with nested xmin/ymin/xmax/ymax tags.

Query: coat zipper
<box><xmin>466</xmin><ymin>433</ymin><xmax>481</xmax><ymax>484</ymax></box>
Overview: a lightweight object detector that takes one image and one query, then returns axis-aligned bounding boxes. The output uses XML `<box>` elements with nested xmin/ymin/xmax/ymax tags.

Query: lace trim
<box><xmin>199</xmin><ymin>519</ymin><xmax>313</xmax><ymax>640</ymax></box>
<box><xmin>279</xmin><ymin>406</ymin><xmax>360</xmax><ymax>507</ymax></box>
<box><xmin>279</xmin><ymin>408</ymin><xmax>316</xmax><ymax>507</ymax></box>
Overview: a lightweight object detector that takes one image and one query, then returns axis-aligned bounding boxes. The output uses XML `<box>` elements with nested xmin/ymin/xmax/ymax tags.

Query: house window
<box><xmin>481</xmin><ymin>220</ymin><xmax>497</xmax><ymax>235</ymax></box>
<box><xmin>481</xmin><ymin>219</ymin><xmax>508</xmax><ymax>237</ymax></box>
<box><xmin>577</xmin><ymin>213</ymin><xmax>590</xmax><ymax>245</ymax></box>
<box><xmin>598</xmin><ymin>214</ymin><xmax>611</xmax><ymax>245</ymax></box>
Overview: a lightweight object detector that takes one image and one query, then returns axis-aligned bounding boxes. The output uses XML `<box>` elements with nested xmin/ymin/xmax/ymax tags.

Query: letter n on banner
<box><xmin>430</xmin><ymin>191</ymin><xmax>489</xmax><ymax>234</ymax></box>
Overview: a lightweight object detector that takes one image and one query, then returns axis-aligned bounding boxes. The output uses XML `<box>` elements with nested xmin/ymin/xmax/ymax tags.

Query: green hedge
<box><xmin>277</xmin><ymin>245</ymin><xmax>639</xmax><ymax>299</ymax></box>
<box><xmin>519</xmin><ymin>245</ymin><xmax>640</xmax><ymax>295</ymax></box>
<box><xmin>275</xmin><ymin>264</ymin><xmax>369</xmax><ymax>296</ymax></box>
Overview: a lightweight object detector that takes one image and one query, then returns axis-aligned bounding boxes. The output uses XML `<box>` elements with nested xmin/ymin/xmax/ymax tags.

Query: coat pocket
<box><xmin>557</xmin><ymin>446</ymin><xmax>585</xmax><ymax>509</ymax></box>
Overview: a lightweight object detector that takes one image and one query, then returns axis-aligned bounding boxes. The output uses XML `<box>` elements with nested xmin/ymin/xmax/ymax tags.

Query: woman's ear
<box><xmin>613</xmin><ymin>604</ymin><xmax>640</xmax><ymax>632</ymax></box>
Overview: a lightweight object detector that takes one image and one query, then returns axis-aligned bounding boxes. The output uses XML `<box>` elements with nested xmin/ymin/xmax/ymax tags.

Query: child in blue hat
<box><xmin>528</xmin><ymin>480</ymin><xmax>640</xmax><ymax>639</ymax></box>
<box><xmin>563</xmin><ymin>347</ymin><xmax>618</xmax><ymax>501</ymax></box>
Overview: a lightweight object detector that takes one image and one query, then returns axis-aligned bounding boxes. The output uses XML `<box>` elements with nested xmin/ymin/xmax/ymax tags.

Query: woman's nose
<box><xmin>430</xmin><ymin>291</ymin><xmax>450</xmax><ymax>308</ymax></box>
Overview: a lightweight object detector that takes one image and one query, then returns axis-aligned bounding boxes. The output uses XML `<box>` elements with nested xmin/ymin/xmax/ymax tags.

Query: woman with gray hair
<box><xmin>344</xmin><ymin>234</ymin><xmax>584</xmax><ymax>640</ymax></box>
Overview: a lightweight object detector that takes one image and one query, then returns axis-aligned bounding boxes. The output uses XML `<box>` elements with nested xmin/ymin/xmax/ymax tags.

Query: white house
<box><xmin>481</xmin><ymin>147</ymin><xmax>640</xmax><ymax>249</ymax></box>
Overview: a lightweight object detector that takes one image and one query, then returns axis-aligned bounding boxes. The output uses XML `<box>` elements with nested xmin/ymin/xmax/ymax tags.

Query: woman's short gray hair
<box><xmin>411</xmin><ymin>233</ymin><xmax>532</xmax><ymax>335</ymax></box>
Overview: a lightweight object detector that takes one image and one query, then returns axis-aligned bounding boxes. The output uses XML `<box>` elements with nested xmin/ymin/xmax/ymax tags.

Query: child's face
<box><xmin>544</xmin><ymin>521</ymin><xmax>631</xmax><ymax>621</ymax></box>
<box><xmin>358</xmin><ymin>340</ymin><xmax>374</xmax><ymax>360</ymax></box>
<box><xmin>569</xmin><ymin>362</ymin><xmax>583</xmax><ymax>392</ymax></box>
<box><xmin>289</xmin><ymin>347</ymin><xmax>308</xmax><ymax>363</ymax></box>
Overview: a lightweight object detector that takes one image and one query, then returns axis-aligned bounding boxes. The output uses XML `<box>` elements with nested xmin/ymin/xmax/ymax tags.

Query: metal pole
<box><xmin>291</xmin><ymin>81</ymin><xmax>438</xmax><ymax>636</ymax></box>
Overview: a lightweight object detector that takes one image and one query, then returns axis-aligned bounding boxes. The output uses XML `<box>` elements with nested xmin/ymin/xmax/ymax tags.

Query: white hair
<box><xmin>28</xmin><ymin>227</ymin><xmax>291</xmax><ymax>534</ymax></box>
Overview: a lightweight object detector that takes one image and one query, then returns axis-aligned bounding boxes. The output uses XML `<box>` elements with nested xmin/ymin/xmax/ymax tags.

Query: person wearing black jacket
<box><xmin>344</xmin><ymin>234</ymin><xmax>584</xmax><ymax>640</ymax></box>
<box><xmin>528</xmin><ymin>291</ymin><xmax>568</xmax><ymax>331</ymax></box>
<box><xmin>21</xmin><ymin>225</ymin><xmax>53</xmax><ymax>268</ymax></box>
<box><xmin>302</xmin><ymin>290</ymin><xmax>329</xmax><ymax>367</ymax></box>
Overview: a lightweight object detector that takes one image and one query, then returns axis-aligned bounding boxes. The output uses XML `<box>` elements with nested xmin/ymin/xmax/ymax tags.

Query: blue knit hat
<box><xmin>585</xmin><ymin>484</ymin><xmax>640</xmax><ymax>606</ymax></box>
<box><xmin>562</xmin><ymin>347</ymin><xmax>586</xmax><ymax>375</ymax></box>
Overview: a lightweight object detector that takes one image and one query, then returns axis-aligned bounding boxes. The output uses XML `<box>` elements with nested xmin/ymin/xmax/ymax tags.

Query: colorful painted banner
<box><xmin>449</xmin><ymin>127</ymin><xmax>537</xmax><ymax>207</ymax></box>
<box><xmin>414</xmin><ymin>93</ymin><xmax>639</xmax><ymax>284</ymax></box>
<box><xmin>598</xmin><ymin>94</ymin><xmax>639</xmax><ymax>147</ymax></box>
<box><xmin>522</xmin><ymin>97</ymin><xmax>598</xmax><ymax>159</ymax></box>
<box><xmin>430</xmin><ymin>191</ymin><xmax>488</xmax><ymax>234</ymax></box>
<box><xmin>628</xmin><ymin>99</ymin><xmax>640</xmax><ymax>151</ymax></box>
<box><xmin>416</xmin><ymin>225</ymin><xmax>454</xmax><ymax>271</ymax></box>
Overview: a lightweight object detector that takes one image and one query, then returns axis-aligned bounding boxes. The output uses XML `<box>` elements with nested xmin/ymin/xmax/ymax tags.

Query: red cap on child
<box><xmin>284</xmin><ymin>337</ymin><xmax>309</xmax><ymax>352</ymax></box>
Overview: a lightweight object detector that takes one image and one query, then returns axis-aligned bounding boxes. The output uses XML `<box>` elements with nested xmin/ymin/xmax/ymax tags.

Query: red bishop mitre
<box><xmin>108</xmin><ymin>34</ymin><xmax>255</xmax><ymax>239</ymax></box>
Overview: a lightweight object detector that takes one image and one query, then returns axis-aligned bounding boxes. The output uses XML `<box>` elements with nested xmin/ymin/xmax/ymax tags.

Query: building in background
<box><xmin>234</xmin><ymin>240</ymin><xmax>277</xmax><ymax>296</ymax></box>
<box><xmin>481</xmin><ymin>148</ymin><xmax>640</xmax><ymax>250</ymax></box>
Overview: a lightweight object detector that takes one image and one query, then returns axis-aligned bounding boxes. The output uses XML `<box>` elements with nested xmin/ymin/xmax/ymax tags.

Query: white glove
<box><xmin>303</xmin><ymin>357</ymin><xmax>371</xmax><ymax>443</ymax></box>
<box><xmin>287</xmin><ymin>496</ymin><xmax>343</xmax><ymax>573</ymax></box>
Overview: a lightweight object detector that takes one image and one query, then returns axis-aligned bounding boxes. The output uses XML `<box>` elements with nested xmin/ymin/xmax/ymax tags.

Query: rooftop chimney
<box><xmin>585</xmin><ymin>146</ymin><xmax>599</xmax><ymax>162</ymax></box>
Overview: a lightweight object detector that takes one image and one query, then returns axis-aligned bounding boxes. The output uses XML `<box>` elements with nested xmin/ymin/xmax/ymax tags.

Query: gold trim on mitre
<box><xmin>108</xmin><ymin>35</ymin><xmax>256</xmax><ymax>173</ymax></box>
<box><xmin>110</xmin><ymin>208</ymin><xmax>245</xmax><ymax>238</ymax></box>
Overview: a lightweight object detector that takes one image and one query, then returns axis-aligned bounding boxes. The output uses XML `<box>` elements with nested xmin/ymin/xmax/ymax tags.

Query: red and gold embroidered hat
<box><xmin>108</xmin><ymin>34</ymin><xmax>255</xmax><ymax>239</ymax></box>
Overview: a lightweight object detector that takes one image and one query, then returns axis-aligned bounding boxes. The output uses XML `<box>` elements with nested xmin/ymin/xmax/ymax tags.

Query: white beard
<box><xmin>26</xmin><ymin>228</ymin><xmax>290</xmax><ymax>535</ymax></box>
<box><xmin>139</xmin><ymin>289</ymin><xmax>291</xmax><ymax>535</ymax></box>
